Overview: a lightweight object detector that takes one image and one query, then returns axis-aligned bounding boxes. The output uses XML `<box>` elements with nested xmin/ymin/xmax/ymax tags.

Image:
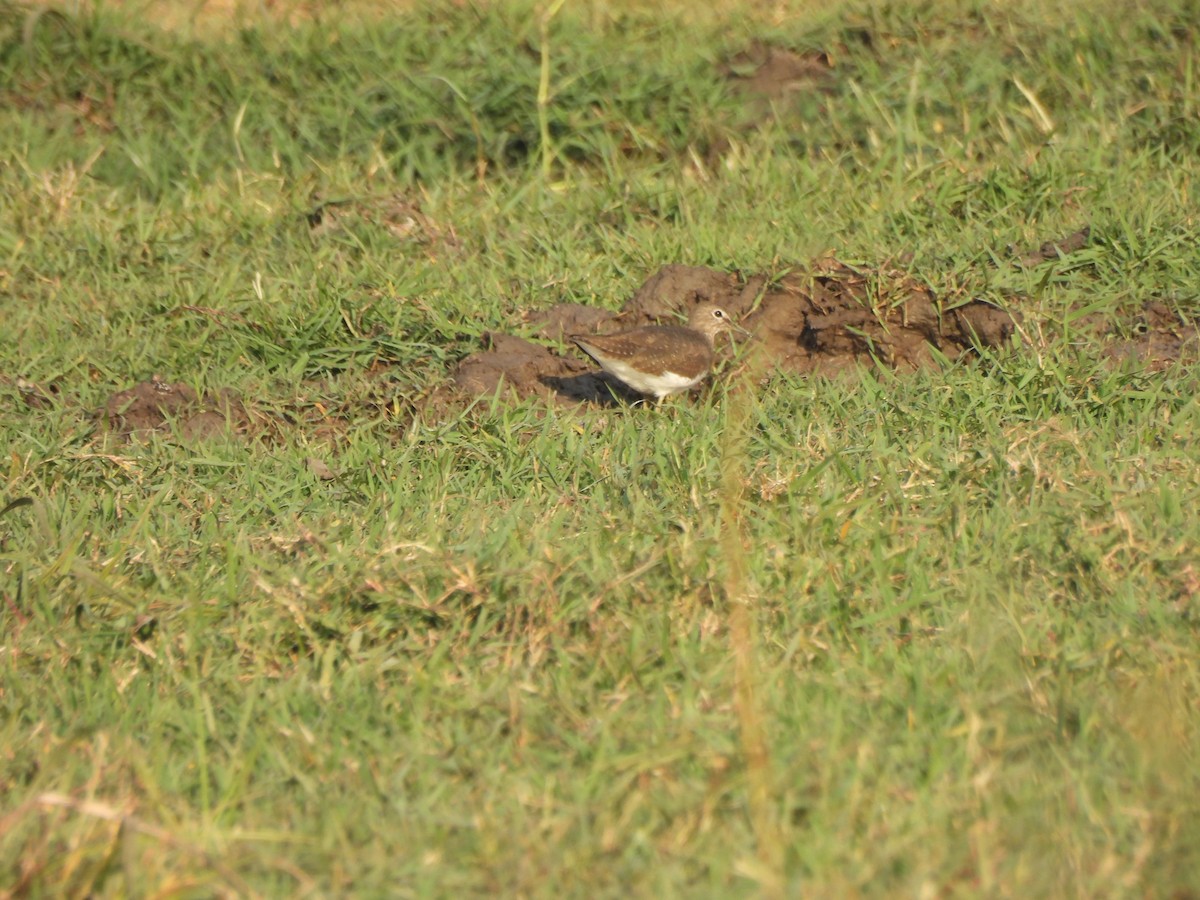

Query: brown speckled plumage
<box><xmin>571</xmin><ymin>303</ymin><xmax>742</xmax><ymax>400</ymax></box>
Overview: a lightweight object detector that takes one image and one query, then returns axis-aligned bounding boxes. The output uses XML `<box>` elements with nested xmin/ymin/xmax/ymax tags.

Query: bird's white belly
<box><xmin>603</xmin><ymin>359</ymin><xmax>703</xmax><ymax>397</ymax></box>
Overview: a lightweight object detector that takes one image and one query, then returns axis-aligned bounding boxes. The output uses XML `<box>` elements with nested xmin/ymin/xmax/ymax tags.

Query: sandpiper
<box><xmin>571</xmin><ymin>302</ymin><xmax>746</xmax><ymax>403</ymax></box>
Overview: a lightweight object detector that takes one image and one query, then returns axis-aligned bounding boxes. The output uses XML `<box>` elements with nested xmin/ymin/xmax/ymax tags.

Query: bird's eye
<box><xmin>714</xmin><ymin>309</ymin><xmax>725</xmax><ymax>318</ymax></box>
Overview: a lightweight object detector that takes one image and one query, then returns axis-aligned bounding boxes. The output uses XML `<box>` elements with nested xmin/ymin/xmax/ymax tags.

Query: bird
<box><xmin>571</xmin><ymin>302</ymin><xmax>746</xmax><ymax>403</ymax></box>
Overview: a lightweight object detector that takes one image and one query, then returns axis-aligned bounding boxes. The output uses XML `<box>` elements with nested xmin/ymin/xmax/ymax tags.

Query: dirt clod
<box><xmin>747</xmin><ymin>260</ymin><xmax>1019</xmax><ymax>375</ymax></box>
<box><xmin>1014</xmin><ymin>226</ymin><xmax>1092</xmax><ymax>267</ymax></box>
<box><xmin>450</xmin><ymin>259</ymin><xmax>1020</xmax><ymax>405</ymax></box>
<box><xmin>723</xmin><ymin>41</ymin><xmax>834</xmax><ymax>106</ymax></box>
<box><xmin>103</xmin><ymin>379</ymin><xmax>253</xmax><ymax>440</ymax></box>
<box><xmin>1103</xmin><ymin>300</ymin><xmax>1200</xmax><ymax>370</ymax></box>
<box><xmin>622</xmin><ymin>264</ymin><xmax>766</xmax><ymax>324</ymax></box>
<box><xmin>525</xmin><ymin>304</ymin><xmax>617</xmax><ymax>342</ymax></box>
<box><xmin>454</xmin><ymin>333</ymin><xmax>602</xmax><ymax>404</ymax></box>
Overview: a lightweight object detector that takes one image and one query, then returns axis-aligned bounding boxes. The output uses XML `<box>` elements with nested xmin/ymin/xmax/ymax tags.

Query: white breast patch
<box><xmin>602</xmin><ymin>358</ymin><xmax>703</xmax><ymax>398</ymax></box>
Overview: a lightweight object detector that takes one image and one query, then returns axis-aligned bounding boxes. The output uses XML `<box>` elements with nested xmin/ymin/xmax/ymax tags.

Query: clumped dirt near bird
<box><xmin>449</xmin><ymin>258</ymin><xmax>1020</xmax><ymax>405</ymax></box>
<box><xmin>9</xmin><ymin>6</ymin><xmax>1200</xmax><ymax>895</ymax></box>
<box><xmin>625</xmin><ymin>260</ymin><xmax>1019</xmax><ymax>374</ymax></box>
<box><xmin>453</xmin><ymin>331</ymin><xmax>613</xmax><ymax>405</ymax></box>
<box><xmin>82</xmin><ymin>234</ymin><xmax>1198</xmax><ymax>438</ymax></box>
<box><xmin>448</xmin><ymin>232</ymin><xmax>1199</xmax><ymax>409</ymax></box>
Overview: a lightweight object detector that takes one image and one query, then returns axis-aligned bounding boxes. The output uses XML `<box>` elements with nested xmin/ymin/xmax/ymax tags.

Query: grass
<box><xmin>2</xmin><ymin>0</ymin><xmax>1200</xmax><ymax>895</ymax></box>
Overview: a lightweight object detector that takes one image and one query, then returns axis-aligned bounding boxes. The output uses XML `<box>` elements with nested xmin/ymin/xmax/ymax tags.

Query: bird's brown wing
<box><xmin>572</xmin><ymin>326</ymin><xmax>712</xmax><ymax>378</ymax></box>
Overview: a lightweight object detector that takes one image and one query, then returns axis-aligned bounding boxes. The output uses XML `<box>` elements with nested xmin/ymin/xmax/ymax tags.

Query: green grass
<box><xmin>2</xmin><ymin>0</ymin><xmax>1200</xmax><ymax>895</ymax></box>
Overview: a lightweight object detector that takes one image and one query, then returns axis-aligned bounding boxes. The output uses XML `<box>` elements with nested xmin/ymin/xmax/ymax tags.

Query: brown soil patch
<box><xmin>1103</xmin><ymin>300</ymin><xmax>1200</xmax><ymax>371</ymax></box>
<box><xmin>449</xmin><ymin>258</ymin><xmax>1021</xmax><ymax>406</ymax></box>
<box><xmin>713</xmin><ymin>41</ymin><xmax>836</xmax><ymax>162</ymax></box>
<box><xmin>452</xmin><ymin>332</ymin><xmax>636</xmax><ymax>407</ymax></box>
<box><xmin>1011</xmin><ymin>226</ymin><xmax>1092</xmax><ymax>267</ymax></box>
<box><xmin>526</xmin><ymin>303</ymin><xmax>617</xmax><ymax>343</ymax></box>
<box><xmin>750</xmin><ymin>260</ymin><xmax>1017</xmax><ymax>374</ymax></box>
<box><xmin>722</xmin><ymin>41</ymin><xmax>835</xmax><ymax>109</ymax></box>
<box><xmin>617</xmin><ymin>260</ymin><xmax>1019</xmax><ymax>375</ymax></box>
<box><xmin>103</xmin><ymin>378</ymin><xmax>255</xmax><ymax>440</ymax></box>
<box><xmin>447</xmin><ymin>230</ymin><xmax>1198</xmax><ymax>409</ymax></box>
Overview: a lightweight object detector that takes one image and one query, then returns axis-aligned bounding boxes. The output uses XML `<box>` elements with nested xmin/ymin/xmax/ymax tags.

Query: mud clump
<box><xmin>1103</xmin><ymin>300</ymin><xmax>1200</xmax><ymax>370</ymax></box>
<box><xmin>620</xmin><ymin>265</ymin><xmax>765</xmax><ymax>324</ymax></box>
<box><xmin>453</xmin><ymin>332</ymin><xmax>634</xmax><ymax>406</ymax></box>
<box><xmin>525</xmin><ymin>303</ymin><xmax>617</xmax><ymax>343</ymax></box>
<box><xmin>722</xmin><ymin>41</ymin><xmax>835</xmax><ymax>113</ymax></box>
<box><xmin>747</xmin><ymin>260</ymin><xmax>1017</xmax><ymax>375</ymax></box>
<box><xmin>1012</xmin><ymin>226</ymin><xmax>1091</xmax><ymax>267</ymax></box>
<box><xmin>617</xmin><ymin>260</ymin><xmax>1018</xmax><ymax>375</ymax></box>
<box><xmin>450</xmin><ymin>259</ymin><xmax>1020</xmax><ymax>406</ymax></box>
<box><xmin>103</xmin><ymin>379</ymin><xmax>254</xmax><ymax>440</ymax></box>
<box><xmin>713</xmin><ymin>42</ymin><xmax>837</xmax><ymax>163</ymax></box>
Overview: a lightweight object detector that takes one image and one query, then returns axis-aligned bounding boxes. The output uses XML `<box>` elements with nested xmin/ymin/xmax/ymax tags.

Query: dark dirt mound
<box><xmin>448</xmin><ymin>227</ymin><xmax>1198</xmax><ymax>409</ymax></box>
<box><xmin>722</xmin><ymin>41</ymin><xmax>835</xmax><ymax>109</ymax></box>
<box><xmin>1012</xmin><ymin>226</ymin><xmax>1091</xmax><ymax>267</ymax></box>
<box><xmin>747</xmin><ymin>259</ymin><xmax>1017</xmax><ymax>375</ymax></box>
<box><xmin>620</xmin><ymin>265</ymin><xmax>766</xmax><ymax>324</ymax></box>
<box><xmin>1103</xmin><ymin>300</ymin><xmax>1200</xmax><ymax>370</ymax></box>
<box><xmin>526</xmin><ymin>303</ymin><xmax>618</xmax><ymax>342</ymax></box>
<box><xmin>616</xmin><ymin>260</ymin><xmax>1018</xmax><ymax>374</ymax></box>
<box><xmin>449</xmin><ymin>258</ymin><xmax>1020</xmax><ymax>405</ymax></box>
<box><xmin>453</xmin><ymin>332</ymin><xmax>637</xmax><ymax>406</ymax></box>
<box><xmin>103</xmin><ymin>379</ymin><xmax>254</xmax><ymax>440</ymax></box>
<box><xmin>713</xmin><ymin>42</ymin><xmax>837</xmax><ymax>163</ymax></box>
